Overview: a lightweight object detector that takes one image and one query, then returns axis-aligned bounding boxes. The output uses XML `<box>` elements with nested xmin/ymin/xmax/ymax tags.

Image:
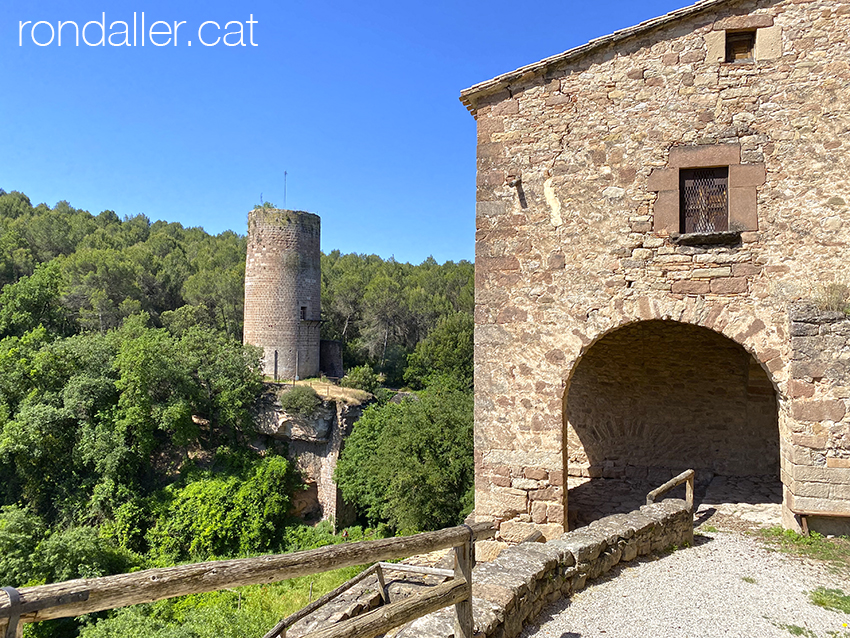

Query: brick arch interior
<box><xmin>564</xmin><ymin>320</ymin><xmax>779</xmax><ymax>486</ymax></box>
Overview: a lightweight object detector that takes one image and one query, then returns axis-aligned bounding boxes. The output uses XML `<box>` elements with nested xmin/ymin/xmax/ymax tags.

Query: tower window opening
<box><xmin>725</xmin><ymin>31</ymin><xmax>756</xmax><ymax>63</ymax></box>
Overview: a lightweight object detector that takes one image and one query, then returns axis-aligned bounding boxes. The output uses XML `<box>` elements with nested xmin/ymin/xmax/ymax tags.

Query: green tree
<box><xmin>404</xmin><ymin>312</ymin><xmax>474</xmax><ymax>390</ymax></box>
<box><xmin>113</xmin><ymin>316</ymin><xmax>196</xmax><ymax>461</ymax></box>
<box><xmin>335</xmin><ymin>387</ymin><xmax>473</xmax><ymax>531</ymax></box>
<box><xmin>176</xmin><ymin>326</ymin><xmax>263</xmax><ymax>431</ymax></box>
<box><xmin>0</xmin><ymin>260</ymin><xmax>74</xmax><ymax>337</ymax></box>
<box><xmin>0</xmin><ymin>504</ymin><xmax>45</xmax><ymax>587</ymax></box>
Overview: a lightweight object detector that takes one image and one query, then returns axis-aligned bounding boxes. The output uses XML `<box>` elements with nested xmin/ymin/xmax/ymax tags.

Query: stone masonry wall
<box><xmin>468</xmin><ymin>0</ymin><xmax>850</xmax><ymax>534</ymax></box>
<box><xmin>244</xmin><ymin>209</ymin><xmax>321</xmax><ymax>379</ymax></box>
<box><xmin>784</xmin><ymin>302</ymin><xmax>850</xmax><ymax>524</ymax></box>
<box><xmin>397</xmin><ymin>500</ymin><xmax>693</xmax><ymax>638</ymax></box>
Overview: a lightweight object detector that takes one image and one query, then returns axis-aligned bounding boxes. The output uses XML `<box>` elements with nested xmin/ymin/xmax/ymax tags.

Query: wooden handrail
<box><xmin>379</xmin><ymin>562</ymin><xmax>455</xmax><ymax>578</ymax></box>
<box><xmin>0</xmin><ymin>521</ymin><xmax>494</xmax><ymax>629</ymax></box>
<box><xmin>646</xmin><ymin>469</ymin><xmax>695</xmax><ymax>511</ymax></box>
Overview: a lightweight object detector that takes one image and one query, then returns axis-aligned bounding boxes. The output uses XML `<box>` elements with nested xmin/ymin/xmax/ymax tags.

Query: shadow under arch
<box><xmin>562</xmin><ymin>319</ymin><xmax>781</xmax><ymax>527</ymax></box>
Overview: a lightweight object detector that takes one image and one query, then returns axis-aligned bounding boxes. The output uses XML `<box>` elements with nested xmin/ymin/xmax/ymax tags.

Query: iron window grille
<box><xmin>679</xmin><ymin>167</ymin><xmax>729</xmax><ymax>233</ymax></box>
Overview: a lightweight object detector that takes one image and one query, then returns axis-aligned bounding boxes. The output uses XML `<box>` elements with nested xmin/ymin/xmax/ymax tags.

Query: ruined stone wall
<box><xmin>244</xmin><ymin>209</ymin><xmax>321</xmax><ymax>379</ymax></box>
<box><xmin>469</xmin><ymin>0</ymin><xmax>850</xmax><ymax>534</ymax></box>
<box><xmin>255</xmin><ymin>384</ymin><xmax>360</xmax><ymax>526</ymax></box>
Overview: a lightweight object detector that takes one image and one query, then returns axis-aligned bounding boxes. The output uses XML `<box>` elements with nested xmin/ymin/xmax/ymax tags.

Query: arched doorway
<box><xmin>564</xmin><ymin>320</ymin><xmax>780</xmax><ymax>527</ymax></box>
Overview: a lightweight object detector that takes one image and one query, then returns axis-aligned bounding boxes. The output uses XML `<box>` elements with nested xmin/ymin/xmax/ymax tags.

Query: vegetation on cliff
<box><xmin>0</xmin><ymin>189</ymin><xmax>474</xmax><ymax>636</ymax></box>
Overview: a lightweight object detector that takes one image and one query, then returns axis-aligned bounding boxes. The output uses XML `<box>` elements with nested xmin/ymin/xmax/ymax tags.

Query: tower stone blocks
<box><xmin>244</xmin><ymin>208</ymin><xmax>321</xmax><ymax>380</ymax></box>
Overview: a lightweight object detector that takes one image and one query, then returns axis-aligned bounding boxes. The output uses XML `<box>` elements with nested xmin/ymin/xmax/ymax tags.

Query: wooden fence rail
<box><xmin>309</xmin><ymin>577</ymin><xmax>469</xmax><ymax>638</ymax></box>
<box><xmin>0</xmin><ymin>521</ymin><xmax>494</xmax><ymax>638</ymax></box>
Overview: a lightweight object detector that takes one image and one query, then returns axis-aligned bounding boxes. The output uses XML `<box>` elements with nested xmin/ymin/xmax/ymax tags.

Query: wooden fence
<box><xmin>0</xmin><ymin>521</ymin><xmax>494</xmax><ymax>638</ymax></box>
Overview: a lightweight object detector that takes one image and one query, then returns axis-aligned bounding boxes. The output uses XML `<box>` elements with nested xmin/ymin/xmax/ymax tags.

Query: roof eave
<box><xmin>459</xmin><ymin>0</ymin><xmax>732</xmax><ymax>118</ymax></box>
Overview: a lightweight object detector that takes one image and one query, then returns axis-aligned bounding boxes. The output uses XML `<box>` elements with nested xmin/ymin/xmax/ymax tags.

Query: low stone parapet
<box><xmin>395</xmin><ymin>500</ymin><xmax>693</xmax><ymax>638</ymax></box>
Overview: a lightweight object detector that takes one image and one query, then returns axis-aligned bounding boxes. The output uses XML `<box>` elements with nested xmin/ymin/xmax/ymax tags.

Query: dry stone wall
<box><xmin>396</xmin><ymin>500</ymin><xmax>693</xmax><ymax>638</ymax></box>
<box><xmin>465</xmin><ymin>0</ymin><xmax>850</xmax><ymax>534</ymax></box>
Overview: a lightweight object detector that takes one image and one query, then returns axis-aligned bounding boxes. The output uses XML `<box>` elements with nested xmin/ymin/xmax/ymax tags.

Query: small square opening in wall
<box><xmin>725</xmin><ymin>31</ymin><xmax>756</xmax><ymax>62</ymax></box>
<box><xmin>680</xmin><ymin>167</ymin><xmax>729</xmax><ymax>233</ymax></box>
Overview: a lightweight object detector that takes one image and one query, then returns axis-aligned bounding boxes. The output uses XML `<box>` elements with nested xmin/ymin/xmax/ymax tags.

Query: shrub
<box><xmin>815</xmin><ymin>282</ymin><xmax>850</xmax><ymax>314</ymax></box>
<box><xmin>335</xmin><ymin>385</ymin><xmax>473</xmax><ymax>531</ymax></box>
<box><xmin>339</xmin><ymin>365</ymin><xmax>379</xmax><ymax>393</ymax></box>
<box><xmin>33</xmin><ymin>526</ymin><xmax>140</xmax><ymax>583</ymax></box>
<box><xmin>146</xmin><ymin>455</ymin><xmax>298</xmax><ymax>561</ymax></box>
<box><xmin>278</xmin><ymin>385</ymin><xmax>322</xmax><ymax>417</ymax></box>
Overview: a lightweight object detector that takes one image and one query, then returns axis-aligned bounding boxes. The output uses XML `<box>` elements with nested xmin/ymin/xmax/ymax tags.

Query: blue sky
<box><xmin>1</xmin><ymin>0</ymin><xmax>688</xmax><ymax>264</ymax></box>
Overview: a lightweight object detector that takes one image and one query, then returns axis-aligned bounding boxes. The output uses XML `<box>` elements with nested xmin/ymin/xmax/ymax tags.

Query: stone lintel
<box><xmin>668</xmin><ymin>144</ymin><xmax>740</xmax><ymax>168</ymax></box>
<box><xmin>713</xmin><ymin>14</ymin><xmax>774</xmax><ymax>31</ymax></box>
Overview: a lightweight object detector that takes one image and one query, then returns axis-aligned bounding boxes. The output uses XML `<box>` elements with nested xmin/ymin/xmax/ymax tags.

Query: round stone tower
<box><xmin>243</xmin><ymin>208</ymin><xmax>321</xmax><ymax>380</ymax></box>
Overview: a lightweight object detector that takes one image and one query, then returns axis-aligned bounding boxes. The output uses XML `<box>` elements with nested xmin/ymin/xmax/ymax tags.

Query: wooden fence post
<box><xmin>0</xmin><ymin>619</ymin><xmax>21</xmax><ymax>638</ymax></box>
<box><xmin>453</xmin><ymin>533</ymin><xmax>473</xmax><ymax>638</ymax></box>
<box><xmin>1</xmin><ymin>587</ymin><xmax>21</xmax><ymax>638</ymax></box>
<box><xmin>374</xmin><ymin>565</ymin><xmax>389</xmax><ymax>604</ymax></box>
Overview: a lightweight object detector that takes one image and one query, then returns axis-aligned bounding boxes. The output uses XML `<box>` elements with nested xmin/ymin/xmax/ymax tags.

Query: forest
<box><xmin>0</xmin><ymin>190</ymin><xmax>474</xmax><ymax>637</ymax></box>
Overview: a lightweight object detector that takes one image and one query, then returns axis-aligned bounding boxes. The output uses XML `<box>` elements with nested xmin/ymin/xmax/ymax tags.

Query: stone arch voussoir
<box><xmin>561</xmin><ymin>296</ymin><xmax>783</xmax><ymax>399</ymax></box>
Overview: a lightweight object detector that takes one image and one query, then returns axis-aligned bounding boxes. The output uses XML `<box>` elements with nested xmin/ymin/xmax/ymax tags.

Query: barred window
<box><xmin>680</xmin><ymin>167</ymin><xmax>729</xmax><ymax>233</ymax></box>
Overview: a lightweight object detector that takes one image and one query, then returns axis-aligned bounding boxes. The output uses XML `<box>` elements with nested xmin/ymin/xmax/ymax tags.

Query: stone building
<box><xmin>243</xmin><ymin>208</ymin><xmax>322</xmax><ymax>380</ymax></box>
<box><xmin>461</xmin><ymin>0</ymin><xmax>850</xmax><ymax>535</ymax></box>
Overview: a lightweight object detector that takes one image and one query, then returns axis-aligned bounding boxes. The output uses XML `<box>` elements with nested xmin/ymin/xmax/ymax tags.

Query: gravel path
<box><xmin>520</xmin><ymin>530</ymin><xmax>849</xmax><ymax>638</ymax></box>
